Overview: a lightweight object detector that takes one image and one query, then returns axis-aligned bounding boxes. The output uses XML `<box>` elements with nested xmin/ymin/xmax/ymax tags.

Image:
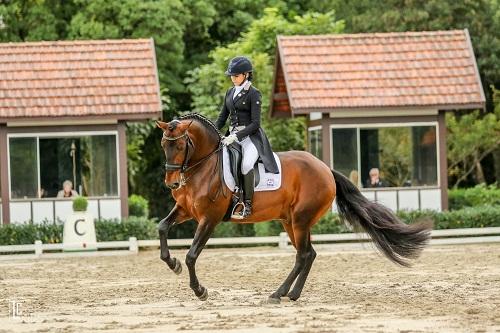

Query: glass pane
<box><xmin>9</xmin><ymin>137</ymin><xmax>38</xmax><ymax>199</ymax></box>
<box><xmin>39</xmin><ymin>138</ymin><xmax>81</xmax><ymax>198</ymax></box>
<box><xmin>360</xmin><ymin>126</ymin><xmax>438</xmax><ymax>188</ymax></box>
<box><xmin>332</xmin><ymin>128</ymin><xmax>358</xmax><ymax>185</ymax></box>
<box><xmin>308</xmin><ymin>128</ymin><xmax>322</xmax><ymax>159</ymax></box>
<box><xmin>412</xmin><ymin>126</ymin><xmax>437</xmax><ymax>186</ymax></box>
<box><xmin>38</xmin><ymin>135</ymin><xmax>118</xmax><ymax>198</ymax></box>
<box><xmin>80</xmin><ymin>135</ymin><xmax>118</xmax><ymax>197</ymax></box>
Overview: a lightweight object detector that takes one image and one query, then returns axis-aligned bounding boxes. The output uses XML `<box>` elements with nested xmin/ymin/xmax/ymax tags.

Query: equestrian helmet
<box><xmin>225</xmin><ymin>56</ymin><xmax>253</xmax><ymax>76</ymax></box>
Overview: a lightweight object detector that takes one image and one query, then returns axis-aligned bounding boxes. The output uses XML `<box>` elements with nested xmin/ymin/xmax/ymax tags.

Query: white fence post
<box><xmin>34</xmin><ymin>240</ymin><xmax>42</xmax><ymax>257</ymax></box>
<box><xmin>279</xmin><ymin>232</ymin><xmax>288</xmax><ymax>249</ymax></box>
<box><xmin>129</xmin><ymin>237</ymin><xmax>138</xmax><ymax>254</ymax></box>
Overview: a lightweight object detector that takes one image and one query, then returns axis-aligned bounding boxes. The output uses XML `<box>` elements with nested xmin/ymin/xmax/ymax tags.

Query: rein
<box><xmin>163</xmin><ymin>130</ymin><xmax>225</xmax><ymax>199</ymax></box>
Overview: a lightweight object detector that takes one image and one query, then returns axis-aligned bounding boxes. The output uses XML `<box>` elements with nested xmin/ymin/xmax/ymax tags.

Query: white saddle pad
<box><xmin>222</xmin><ymin>147</ymin><xmax>282</xmax><ymax>192</ymax></box>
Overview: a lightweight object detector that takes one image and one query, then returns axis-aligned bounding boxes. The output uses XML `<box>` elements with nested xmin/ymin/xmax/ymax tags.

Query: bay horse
<box><xmin>156</xmin><ymin>113</ymin><xmax>431</xmax><ymax>303</ymax></box>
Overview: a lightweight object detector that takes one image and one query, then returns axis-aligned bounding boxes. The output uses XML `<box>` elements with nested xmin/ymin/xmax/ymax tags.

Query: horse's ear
<box><xmin>156</xmin><ymin>121</ymin><xmax>168</xmax><ymax>131</ymax></box>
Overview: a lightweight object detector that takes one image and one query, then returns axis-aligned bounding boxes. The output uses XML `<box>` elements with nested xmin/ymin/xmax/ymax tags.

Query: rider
<box><xmin>215</xmin><ymin>56</ymin><xmax>279</xmax><ymax>218</ymax></box>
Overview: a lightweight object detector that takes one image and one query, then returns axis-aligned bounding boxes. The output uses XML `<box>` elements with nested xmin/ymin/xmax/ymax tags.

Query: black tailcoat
<box><xmin>215</xmin><ymin>84</ymin><xmax>279</xmax><ymax>174</ymax></box>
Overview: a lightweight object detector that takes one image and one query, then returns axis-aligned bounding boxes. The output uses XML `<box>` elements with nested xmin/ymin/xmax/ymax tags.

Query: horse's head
<box><xmin>156</xmin><ymin>119</ymin><xmax>195</xmax><ymax>190</ymax></box>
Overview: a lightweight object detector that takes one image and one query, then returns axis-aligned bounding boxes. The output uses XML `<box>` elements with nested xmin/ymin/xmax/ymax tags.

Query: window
<box><xmin>331</xmin><ymin>128</ymin><xmax>358</xmax><ymax>185</ymax></box>
<box><xmin>331</xmin><ymin>125</ymin><xmax>438</xmax><ymax>188</ymax></box>
<box><xmin>9</xmin><ymin>134</ymin><xmax>118</xmax><ymax>199</ymax></box>
<box><xmin>308</xmin><ymin>127</ymin><xmax>322</xmax><ymax>159</ymax></box>
<box><xmin>9</xmin><ymin>138</ymin><xmax>38</xmax><ymax>199</ymax></box>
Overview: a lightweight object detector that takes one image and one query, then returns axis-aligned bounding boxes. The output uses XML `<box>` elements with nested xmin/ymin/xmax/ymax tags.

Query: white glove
<box><xmin>222</xmin><ymin>134</ymin><xmax>238</xmax><ymax>146</ymax></box>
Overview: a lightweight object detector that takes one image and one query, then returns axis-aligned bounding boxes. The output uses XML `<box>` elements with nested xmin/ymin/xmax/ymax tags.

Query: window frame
<box><xmin>7</xmin><ymin>130</ymin><xmax>120</xmax><ymax>200</ymax></box>
<box><xmin>329</xmin><ymin>121</ymin><xmax>440</xmax><ymax>189</ymax></box>
<box><xmin>307</xmin><ymin>125</ymin><xmax>322</xmax><ymax>159</ymax></box>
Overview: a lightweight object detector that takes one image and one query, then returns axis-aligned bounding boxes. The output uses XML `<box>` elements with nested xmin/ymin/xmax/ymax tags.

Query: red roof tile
<box><xmin>0</xmin><ymin>39</ymin><xmax>161</xmax><ymax>121</ymax></box>
<box><xmin>272</xmin><ymin>30</ymin><xmax>485</xmax><ymax>115</ymax></box>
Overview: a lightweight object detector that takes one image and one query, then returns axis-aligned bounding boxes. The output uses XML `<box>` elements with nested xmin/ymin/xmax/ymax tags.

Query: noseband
<box><xmin>163</xmin><ymin>131</ymin><xmax>192</xmax><ymax>173</ymax></box>
<box><xmin>162</xmin><ymin>130</ymin><xmax>222</xmax><ymax>190</ymax></box>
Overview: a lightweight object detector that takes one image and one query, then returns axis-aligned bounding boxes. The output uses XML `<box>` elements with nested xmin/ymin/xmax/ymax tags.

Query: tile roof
<box><xmin>0</xmin><ymin>39</ymin><xmax>161</xmax><ymax>121</ymax></box>
<box><xmin>272</xmin><ymin>30</ymin><xmax>485</xmax><ymax>115</ymax></box>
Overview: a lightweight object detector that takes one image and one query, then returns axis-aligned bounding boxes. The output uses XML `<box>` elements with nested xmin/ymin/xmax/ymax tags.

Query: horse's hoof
<box><xmin>172</xmin><ymin>258</ymin><xmax>182</xmax><ymax>275</ymax></box>
<box><xmin>287</xmin><ymin>292</ymin><xmax>299</xmax><ymax>301</ymax></box>
<box><xmin>267</xmin><ymin>296</ymin><xmax>281</xmax><ymax>304</ymax></box>
<box><xmin>198</xmin><ymin>287</ymin><xmax>208</xmax><ymax>301</ymax></box>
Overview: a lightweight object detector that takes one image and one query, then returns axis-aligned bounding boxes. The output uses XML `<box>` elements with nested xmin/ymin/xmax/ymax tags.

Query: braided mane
<box><xmin>178</xmin><ymin>113</ymin><xmax>223</xmax><ymax>139</ymax></box>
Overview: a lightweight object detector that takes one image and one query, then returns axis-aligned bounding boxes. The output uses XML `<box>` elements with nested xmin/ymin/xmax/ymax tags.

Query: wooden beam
<box><xmin>0</xmin><ymin>125</ymin><xmax>9</xmax><ymax>224</ymax></box>
<box><xmin>438</xmin><ymin>111</ymin><xmax>449</xmax><ymax>210</ymax></box>
<box><xmin>117</xmin><ymin>121</ymin><xmax>129</xmax><ymax>218</ymax></box>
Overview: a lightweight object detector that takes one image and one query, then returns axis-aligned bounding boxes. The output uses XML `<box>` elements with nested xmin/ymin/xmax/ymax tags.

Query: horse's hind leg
<box><xmin>268</xmin><ymin>222</ymin><xmax>313</xmax><ymax>303</ymax></box>
<box><xmin>286</xmin><ymin>231</ymin><xmax>316</xmax><ymax>301</ymax></box>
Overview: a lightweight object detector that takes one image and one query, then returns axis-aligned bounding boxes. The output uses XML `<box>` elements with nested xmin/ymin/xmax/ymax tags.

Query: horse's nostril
<box><xmin>167</xmin><ymin>182</ymin><xmax>180</xmax><ymax>190</ymax></box>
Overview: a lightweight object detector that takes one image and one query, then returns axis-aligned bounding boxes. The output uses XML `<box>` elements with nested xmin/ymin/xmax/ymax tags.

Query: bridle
<box><xmin>162</xmin><ymin>130</ymin><xmax>223</xmax><ymax>190</ymax></box>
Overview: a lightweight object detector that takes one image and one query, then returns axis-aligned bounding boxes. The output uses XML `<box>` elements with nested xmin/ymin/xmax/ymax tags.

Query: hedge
<box><xmin>448</xmin><ymin>184</ymin><xmax>500</xmax><ymax>210</ymax></box>
<box><xmin>0</xmin><ymin>216</ymin><xmax>158</xmax><ymax>246</ymax></box>
<box><xmin>1</xmin><ymin>205</ymin><xmax>499</xmax><ymax>245</ymax></box>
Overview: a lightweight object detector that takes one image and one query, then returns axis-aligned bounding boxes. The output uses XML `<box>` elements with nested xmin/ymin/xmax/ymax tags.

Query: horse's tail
<box><xmin>331</xmin><ymin>169</ymin><xmax>432</xmax><ymax>267</ymax></box>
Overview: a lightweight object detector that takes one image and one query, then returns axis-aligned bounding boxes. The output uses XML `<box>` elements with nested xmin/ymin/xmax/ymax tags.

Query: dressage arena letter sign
<box><xmin>63</xmin><ymin>212</ymin><xmax>97</xmax><ymax>252</ymax></box>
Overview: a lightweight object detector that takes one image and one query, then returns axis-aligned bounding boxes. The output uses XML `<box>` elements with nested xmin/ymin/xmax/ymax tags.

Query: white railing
<box><xmin>1</xmin><ymin>227</ymin><xmax>500</xmax><ymax>260</ymax></box>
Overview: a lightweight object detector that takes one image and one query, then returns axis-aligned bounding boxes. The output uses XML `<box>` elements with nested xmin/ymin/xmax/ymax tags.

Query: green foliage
<box><xmin>0</xmin><ymin>0</ymin><xmax>74</xmax><ymax>42</ymax></box>
<box><xmin>254</xmin><ymin>220</ymin><xmax>283</xmax><ymax>236</ymax></box>
<box><xmin>213</xmin><ymin>222</ymin><xmax>255</xmax><ymax>238</ymax></box>
<box><xmin>397</xmin><ymin>206</ymin><xmax>500</xmax><ymax>229</ymax></box>
<box><xmin>448</xmin><ymin>184</ymin><xmax>500</xmax><ymax>210</ymax></box>
<box><xmin>68</xmin><ymin>0</ymin><xmax>190</xmax><ymax>94</ymax></box>
<box><xmin>72</xmin><ymin>197</ymin><xmax>88</xmax><ymax>212</ymax></box>
<box><xmin>128</xmin><ymin>194</ymin><xmax>150</xmax><ymax>218</ymax></box>
<box><xmin>447</xmin><ymin>109</ymin><xmax>500</xmax><ymax>187</ymax></box>
<box><xmin>2</xmin><ymin>205</ymin><xmax>500</xmax><ymax>245</ymax></box>
<box><xmin>0</xmin><ymin>221</ymin><xmax>63</xmax><ymax>245</ymax></box>
<box><xmin>311</xmin><ymin>211</ymin><xmax>352</xmax><ymax>234</ymax></box>
<box><xmin>187</xmin><ymin>7</ymin><xmax>344</xmax><ymax>152</ymax></box>
<box><xmin>94</xmin><ymin>216</ymin><xmax>158</xmax><ymax>241</ymax></box>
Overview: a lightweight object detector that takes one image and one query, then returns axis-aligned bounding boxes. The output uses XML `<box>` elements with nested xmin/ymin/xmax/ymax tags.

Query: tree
<box><xmin>447</xmin><ymin>96</ymin><xmax>500</xmax><ymax>187</ymax></box>
<box><xmin>0</xmin><ymin>0</ymin><xmax>76</xmax><ymax>42</ymax></box>
<box><xmin>187</xmin><ymin>8</ymin><xmax>344</xmax><ymax>152</ymax></box>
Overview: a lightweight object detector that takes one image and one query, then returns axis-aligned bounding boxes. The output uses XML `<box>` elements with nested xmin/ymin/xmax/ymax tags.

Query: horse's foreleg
<box><xmin>159</xmin><ymin>206</ymin><xmax>182</xmax><ymax>274</ymax></box>
<box><xmin>186</xmin><ymin>220</ymin><xmax>216</xmax><ymax>301</ymax></box>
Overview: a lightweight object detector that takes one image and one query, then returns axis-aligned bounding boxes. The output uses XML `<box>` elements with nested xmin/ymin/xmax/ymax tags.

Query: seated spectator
<box><xmin>57</xmin><ymin>180</ymin><xmax>79</xmax><ymax>198</ymax></box>
<box><xmin>349</xmin><ymin>170</ymin><xmax>359</xmax><ymax>187</ymax></box>
<box><xmin>365</xmin><ymin>168</ymin><xmax>387</xmax><ymax>188</ymax></box>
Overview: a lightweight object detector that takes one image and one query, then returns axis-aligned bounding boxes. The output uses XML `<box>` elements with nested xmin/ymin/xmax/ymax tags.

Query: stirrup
<box><xmin>230</xmin><ymin>201</ymin><xmax>246</xmax><ymax>220</ymax></box>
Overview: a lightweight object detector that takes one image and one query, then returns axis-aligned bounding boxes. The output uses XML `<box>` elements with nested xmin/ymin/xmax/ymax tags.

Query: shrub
<box><xmin>213</xmin><ymin>222</ymin><xmax>255</xmax><ymax>238</ymax></box>
<box><xmin>311</xmin><ymin>211</ymin><xmax>352</xmax><ymax>234</ymax></box>
<box><xmin>449</xmin><ymin>184</ymin><xmax>500</xmax><ymax>210</ymax></box>
<box><xmin>1</xmin><ymin>206</ymin><xmax>499</xmax><ymax>245</ymax></box>
<box><xmin>128</xmin><ymin>194</ymin><xmax>149</xmax><ymax>218</ymax></box>
<box><xmin>94</xmin><ymin>216</ymin><xmax>158</xmax><ymax>241</ymax></box>
<box><xmin>0</xmin><ymin>221</ymin><xmax>63</xmax><ymax>245</ymax></box>
<box><xmin>254</xmin><ymin>220</ymin><xmax>283</xmax><ymax>236</ymax></box>
<box><xmin>72</xmin><ymin>197</ymin><xmax>88</xmax><ymax>212</ymax></box>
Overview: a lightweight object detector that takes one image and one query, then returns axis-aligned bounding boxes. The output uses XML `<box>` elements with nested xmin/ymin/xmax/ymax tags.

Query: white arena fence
<box><xmin>1</xmin><ymin>227</ymin><xmax>500</xmax><ymax>260</ymax></box>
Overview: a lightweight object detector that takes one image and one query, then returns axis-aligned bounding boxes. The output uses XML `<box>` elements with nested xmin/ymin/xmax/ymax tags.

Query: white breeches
<box><xmin>239</xmin><ymin>136</ymin><xmax>259</xmax><ymax>175</ymax></box>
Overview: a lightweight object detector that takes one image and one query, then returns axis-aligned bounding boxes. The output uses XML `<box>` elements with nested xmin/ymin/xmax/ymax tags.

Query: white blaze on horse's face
<box><xmin>157</xmin><ymin>120</ymin><xmax>191</xmax><ymax>190</ymax></box>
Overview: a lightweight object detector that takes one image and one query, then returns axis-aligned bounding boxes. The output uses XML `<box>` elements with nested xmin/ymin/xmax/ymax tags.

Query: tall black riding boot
<box><xmin>241</xmin><ymin>169</ymin><xmax>254</xmax><ymax>218</ymax></box>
